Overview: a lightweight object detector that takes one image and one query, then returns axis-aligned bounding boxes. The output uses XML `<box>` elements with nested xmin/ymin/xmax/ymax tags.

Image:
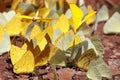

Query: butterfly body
<box><xmin>16</xmin><ymin>14</ymin><xmax>56</xmax><ymax>22</ymax></box>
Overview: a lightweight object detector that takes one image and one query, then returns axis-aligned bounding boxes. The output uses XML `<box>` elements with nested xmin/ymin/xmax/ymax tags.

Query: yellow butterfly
<box><xmin>4</xmin><ymin>13</ymin><xmax>24</xmax><ymax>36</ymax></box>
<box><xmin>10</xmin><ymin>39</ymin><xmax>51</xmax><ymax>74</ymax></box>
<box><xmin>16</xmin><ymin>11</ymin><xmax>55</xmax><ymax>39</ymax></box>
<box><xmin>69</xmin><ymin>4</ymin><xmax>96</xmax><ymax>31</ymax></box>
<box><xmin>76</xmin><ymin>48</ymin><xmax>97</xmax><ymax>71</ymax></box>
<box><xmin>86</xmin><ymin>5</ymin><xmax>96</xmax><ymax>25</ymax></box>
<box><xmin>10</xmin><ymin>26</ymin><xmax>54</xmax><ymax>74</ymax></box>
<box><xmin>53</xmin><ymin>14</ymin><xmax>70</xmax><ymax>33</ymax></box>
<box><xmin>16</xmin><ymin>11</ymin><xmax>56</xmax><ymax>22</ymax></box>
<box><xmin>10</xmin><ymin>43</ymin><xmax>35</xmax><ymax>74</ymax></box>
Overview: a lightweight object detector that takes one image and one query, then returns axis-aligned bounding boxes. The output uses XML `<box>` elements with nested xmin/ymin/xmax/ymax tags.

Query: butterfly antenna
<box><xmin>32</xmin><ymin>11</ymin><xmax>39</xmax><ymax>21</ymax></box>
<box><xmin>35</xmin><ymin>11</ymin><xmax>39</xmax><ymax>17</ymax></box>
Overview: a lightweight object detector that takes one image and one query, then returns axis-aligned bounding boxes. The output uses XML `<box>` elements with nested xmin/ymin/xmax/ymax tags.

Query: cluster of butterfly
<box><xmin>0</xmin><ymin>0</ymin><xmax>113</xmax><ymax>80</ymax></box>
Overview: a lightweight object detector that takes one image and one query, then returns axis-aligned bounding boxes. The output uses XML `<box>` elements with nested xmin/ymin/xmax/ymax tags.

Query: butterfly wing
<box><xmin>0</xmin><ymin>32</ymin><xmax>11</xmax><ymax>55</ymax></box>
<box><xmin>15</xmin><ymin>15</ymin><xmax>33</xmax><ymax>20</ymax></box>
<box><xmin>69</xmin><ymin>4</ymin><xmax>83</xmax><ymax>30</ymax></box>
<box><xmin>76</xmin><ymin>48</ymin><xmax>97</xmax><ymax>71</ymax></box>
<box><xmin>13</xmin><ymin>50</ymin><xmax>34</xmax><ymax>74</ymax></box>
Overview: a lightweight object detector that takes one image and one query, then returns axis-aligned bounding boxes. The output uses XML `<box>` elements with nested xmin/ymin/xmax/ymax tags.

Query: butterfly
<box><xmin>16</xmin><ymin>11</ymin><xmax>56</xmax><ymax>22</ymax></box>
<box><xmin>16</xmin><ymin>11</ymin><xmax>57</xmax><ymax>39</ymax></box>
<box><xmin>76</xmin><ymin>48</ymin><xmax>97</xmax><ymax>71</ymax></box>
<box><xmin>10</xmin><ymin>38</ymin><xmax>51</xmax><ymax>74</ymax></box>
<box><xmin>69</xmin><ymin>4</ymin><xmax>96</xmax><ymax>31</ymax></box>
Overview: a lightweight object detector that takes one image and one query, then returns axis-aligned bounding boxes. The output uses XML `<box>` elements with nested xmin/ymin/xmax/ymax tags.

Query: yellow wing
<box><xmin>4</xmin><ymin>13</ymin><xmax>23</xmax><ymax>36</ymax></box>
<box><xmin>69</xmin><ymin>4</ymin><xmax>83</xmax><ymax>30</ymax></box>
<box><xmin>53</xmin><ymin>14</ymin><xmax>69</xmax><ymax>33</ymax></box>
<box><xmin>16</xmin><ymin>15</ymin><xmax>56</xmax><ymax>22</ymax></box>
<box><xmin>76</xmin><ymin>48</ymin><xmax>97</xmax><ymax>71</ymax></box>
<box><xmin>10</xmin><ymin>44</ymin><xmax>34</xmax><ymax>74</ymax></box>
<box><xmin>15</xmin><ymin>15</ymin><xmax>33</xmax><ymax>20</ymax></box>
<box><xmin>85</xmin><ymin>5</ymin><xmax>96</xmax><ymax>25</ymax></box>
<box><xmin>10</xmin><ymin>45</ymin><xmax>27</xmax><ymax>65</ymax></box>
<box><xmin>13</xmin><ymin>50</ymin><xmax>34</xmax><ymax>74</ymax></box>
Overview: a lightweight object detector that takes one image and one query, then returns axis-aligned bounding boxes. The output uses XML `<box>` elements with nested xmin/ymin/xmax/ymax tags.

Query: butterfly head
<box><xmin>32</xmin><ymin>11</ymin><xmax>39</xmax><ymax>22</ymax></box>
